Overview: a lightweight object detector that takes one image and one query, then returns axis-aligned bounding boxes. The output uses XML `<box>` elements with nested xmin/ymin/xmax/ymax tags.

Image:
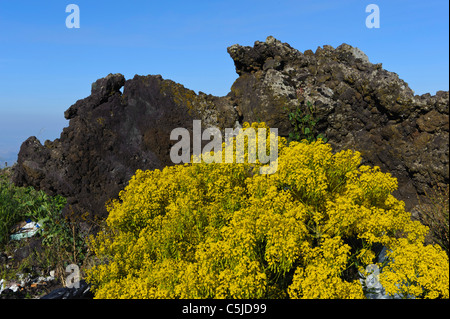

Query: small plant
<box><xmin>0</xmin><ymin>168</ymin><xmax>65</xmax><ymax>246</ymax></box>
<box><xmin>288</xmin><ymin>101</ymin><xmax>327</xmax><ymax>143</ymax></box>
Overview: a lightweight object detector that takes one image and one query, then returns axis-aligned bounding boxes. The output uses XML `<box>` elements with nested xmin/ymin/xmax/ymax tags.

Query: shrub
<box><xmin>87</xmin><ymin>123</ymin><xmax>449</xmax><ymax>299</ymax></box>
<box><xmin>0</xmin><ymin>167</ymin><xmax>66</xmax><ymax>246</ymax></box>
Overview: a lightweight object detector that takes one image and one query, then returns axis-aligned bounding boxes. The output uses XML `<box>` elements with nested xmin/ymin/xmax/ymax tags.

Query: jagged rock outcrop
<box><xmin>13</xmin><ymin>36</ymin><xmax>448</xmax><ymax>218</ymax></box>
<box><xmin>227</xmin><ymin>36</ymin><xmax>449</xmax><ymax>215</ymax></box>
<box><xmin>13</xmin><ymin>73</ymin><xmax>237</xmax><ymax>217</ymax></box>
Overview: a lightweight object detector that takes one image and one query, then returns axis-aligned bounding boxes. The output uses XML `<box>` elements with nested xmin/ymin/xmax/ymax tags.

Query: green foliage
<box><xmin>288</xmin><ymin>101</ymin><xmax>327</xmax><ymax>143</ymax></box>
<box><xmin>0</xmin><ymin>167</ymin><xmax>97</xmax><ymax>285</ymax></box>
<box><xmin>0</xmin><ymin>168</ymin><xmax>66</xmax><ymax>246</ymax></box>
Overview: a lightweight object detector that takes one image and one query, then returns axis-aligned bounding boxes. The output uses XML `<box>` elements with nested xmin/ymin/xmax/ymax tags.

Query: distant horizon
<box><xmin>1</xmin><ymin>0</ymin><xmax>448</xmax><ymax>168</ymax></box>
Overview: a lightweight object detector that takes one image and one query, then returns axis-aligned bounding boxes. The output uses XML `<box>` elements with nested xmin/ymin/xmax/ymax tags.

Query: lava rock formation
<box><xmin>13</xmin><ymin>36</ymin><xmax>449</xmax><ymax>219</ymax></box>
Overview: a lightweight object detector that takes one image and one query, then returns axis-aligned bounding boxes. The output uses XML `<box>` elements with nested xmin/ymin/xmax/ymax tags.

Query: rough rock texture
<box><xmin>227</xmin><ymin>37</ymin><xmax>449</xmax><ymax>215</ymax></box>
<box><xmin>13</xmin><ymin>73</ymin><xmax>237</xmax><ymax>217</ymax></box>
<box><xmin>12</xmin><ymin>36</ymin><xmax>449</xmax><ymax>218</ymax></box>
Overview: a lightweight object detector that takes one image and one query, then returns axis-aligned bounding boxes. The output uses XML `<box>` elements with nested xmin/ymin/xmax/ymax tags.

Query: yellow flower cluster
<box><xmin>86</xmin><ymin>123</ymin><xmax>449</xmax><ymax>299</ymax></box>
<box><xmin>379</xmin><ymin>239</ymin><xmax>449</xmax><ymax>299</ymax></box>
<box><xmin>288</xmin><ymin>236</ymin><xmax>364</xmax><ymax>299</ymax></box>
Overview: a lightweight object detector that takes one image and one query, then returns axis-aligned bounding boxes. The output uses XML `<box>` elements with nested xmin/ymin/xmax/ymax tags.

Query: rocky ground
<box><xmin>0</xmin><ymin>238</ymin><xmax>63</xmax><ymax>299</ymax></box>
<box><xmin>0</xmin><ymin>236</ymin><xmax>93</xmax><ymax>299</ymax></box>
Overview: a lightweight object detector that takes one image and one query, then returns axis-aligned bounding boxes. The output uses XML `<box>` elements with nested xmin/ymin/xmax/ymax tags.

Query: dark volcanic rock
<box><xmin>226</xmin><ymin>36</ymin><xmax>449</xmax><ymax>214</ymax></box>
<box><xmin>40</xmin><ymin>280</ymin><xmax>93</xmax><ymax>299</ymax></box>
<box><xmin>13</xmin><ymin>74</ymin><xmax>237</xmax><ymax>217</ymax></box>
<box><xmin>12</xmin><ymin>36</ymin><xmax>449</xmax><ymax>219</ymax></box>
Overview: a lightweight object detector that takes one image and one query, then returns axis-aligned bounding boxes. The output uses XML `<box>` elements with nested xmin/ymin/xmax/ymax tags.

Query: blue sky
<box><xmin>0</xmin><ymin>0</ymin><xmax>448</xmax><ymax>166</ymax></box>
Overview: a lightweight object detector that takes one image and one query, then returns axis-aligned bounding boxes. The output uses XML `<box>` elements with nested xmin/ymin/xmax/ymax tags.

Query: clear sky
<box><xmin>0</xmin><ymin>0</ymin><xmax>448</xmax><ymax>166</ymax></box>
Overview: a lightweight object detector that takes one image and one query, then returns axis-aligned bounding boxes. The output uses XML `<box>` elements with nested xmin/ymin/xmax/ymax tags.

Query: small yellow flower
<box><xmin>86</xmin><ymin>125</ymin><xmax>449</xmax><ymax>299</ymax></box>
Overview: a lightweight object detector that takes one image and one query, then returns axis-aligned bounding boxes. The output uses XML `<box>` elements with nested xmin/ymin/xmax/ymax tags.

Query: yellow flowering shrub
<box><xmin>86</xmin><ymin>123</ymin><xmax>449</xmax><ymax>299</ymax></box>
<box><xmin>379</xmin><ymin>239</ymin><xmax>449</xmax><ymax>299</ymax></box>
